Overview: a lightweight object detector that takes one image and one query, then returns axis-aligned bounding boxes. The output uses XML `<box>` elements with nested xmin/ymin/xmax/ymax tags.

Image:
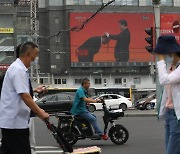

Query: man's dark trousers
<box><xmin>0</xmin><ymin>128</ymin><xmax>31</xmax><ymax>154</ymax></box>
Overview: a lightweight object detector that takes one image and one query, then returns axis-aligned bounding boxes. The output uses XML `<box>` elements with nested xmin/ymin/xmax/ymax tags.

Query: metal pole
<box><xmin>154</xmin><ymin>4</ymin><xmax>160</xmax><ymax>39</ymax></box>
<box><xmin>153</xmin><ymin>2</ymin><xmax>163</xmax><ymax>110</ymax></box>
<box><xmin>30</xmin><ymin>0</ymin><xmax>38</xmax><ymax>82</ymax></box>
<box><xmin>13</xmin><ymin>5</ymin><xmax>17</xmax><ymax>60</ymax></box>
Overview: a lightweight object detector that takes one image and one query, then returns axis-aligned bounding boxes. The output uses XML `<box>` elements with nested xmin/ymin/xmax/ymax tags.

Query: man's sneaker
<box><xmin>101</xmin><ymin>134</ymin><xmax>108</xmax><ymax>140</ymax></box>
<box><xmin>91</xmin><ymin>134</ymin><xmax>101</xmax><ymax>140</ymax></box>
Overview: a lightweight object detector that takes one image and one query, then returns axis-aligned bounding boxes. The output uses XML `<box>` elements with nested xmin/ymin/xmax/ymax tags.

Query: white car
<box><xmin>88</xmin><ymin>94</ymin><xmax>132</xmax><ymax>112</ymax></box>
<box><xmin>150</xmin><ymin>99</ymin><xmax>157</xmax><ymax>109</ymax></box>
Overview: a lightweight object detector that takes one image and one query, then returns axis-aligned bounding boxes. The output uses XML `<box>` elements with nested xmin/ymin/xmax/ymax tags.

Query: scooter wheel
<box><xmin>60</xmin><ymin>126</ymin><xmax>79</xmax><ymax>145</ymax></box>
<box><xmin>108</xmin><ymin>124</ymin><xmax>129</xmax><ymax>145</ymax></box>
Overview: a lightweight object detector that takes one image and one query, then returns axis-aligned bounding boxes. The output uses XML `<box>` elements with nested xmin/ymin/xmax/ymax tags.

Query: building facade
<box><xmin>37</xmin><ymin>0</ymin><xmax>180</xmax><ymax>89</ymax></box>
<box><xmin>0</xmin><ymin>0</ymin><xmax>179</xmax><ymax>91</ymax></box>
<box><xmin>0</xmin><ymin>0</ymin><xmax>32</xmax><ymax>72</ymax></box>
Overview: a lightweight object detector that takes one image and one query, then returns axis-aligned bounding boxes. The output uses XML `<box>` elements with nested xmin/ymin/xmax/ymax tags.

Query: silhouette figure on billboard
<box><xmin>105</xmin><ymin>19</ymin><xmax>130</xmax><ymax>62</ymax></box>
<box><xmin>76</xmin><ymin>35</ymin><xmax>110</xmax><ymax>62</ymax></box>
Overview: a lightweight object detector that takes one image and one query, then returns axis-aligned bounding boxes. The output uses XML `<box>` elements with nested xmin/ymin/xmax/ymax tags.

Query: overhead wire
<box><xmin>36</xmin><ymin>0</ymin><xmax>115</xmax><ymax>40</ymax></box>
<box><xmin>40</xmin><ymin>0</ymin><xmax>141</xmax><ymax>53</ymax></box>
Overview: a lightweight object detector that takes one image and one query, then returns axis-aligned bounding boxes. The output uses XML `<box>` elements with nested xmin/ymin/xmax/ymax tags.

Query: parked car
<box><xmin>36</xmin><ymin>93</ymin><xmax>74</xmax><ymax>113</ymax></box>
<box><xmin>134</xmin><ymin>92</ymin><xmax>156</xmax><ymax>110</ymax></box>
<box><xmin>88</xmin><ymin>94</ymin><xmax>132</xmax><ymax>112</ymax></box>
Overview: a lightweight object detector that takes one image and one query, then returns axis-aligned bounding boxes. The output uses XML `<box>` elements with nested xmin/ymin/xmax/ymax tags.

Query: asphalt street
<box><xmin>32</xmin><ymin>110</ymin><xmax>165</xmax><ymax>154</ymax></box>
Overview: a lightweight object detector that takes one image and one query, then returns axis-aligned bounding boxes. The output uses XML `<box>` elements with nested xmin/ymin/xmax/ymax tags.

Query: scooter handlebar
<box><xmin>96</xmin><ymin>98</ymin><xmax>105</xmax><ymax>103</ymax></box>
<box><xmin>100</xmin><ymin>98</ymin><xmax>105</xmax><ymax>104</ymax></box>
<box><xmin>44</xmin><ymin>119</ymin><xmax>53</xmax><ymax>130</ymax></box>
<box><xmin>95</xmin><ymin>98</ymin><xmax>106</xmax><ymax>109</ymax></box>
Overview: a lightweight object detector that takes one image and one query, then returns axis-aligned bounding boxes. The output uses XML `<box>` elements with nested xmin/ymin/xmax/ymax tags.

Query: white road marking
<box><xmin>36</xmin><ymin>146</ymin><xmax>63</xmax><ymax>153</ymax></box>
<box><xmin>36</xmin><ymin>151</ymin><xmax>63</xmax><ymax>154</ymax></box>
<box><xmin>36</xmin><ymin>146</ymin><xmax>60</xmax><ymax>149</ymax></box>
<box><xmin>0</xmin><ymin>143</ymin><xmax>63</xmax><ymax>153</ymax></box>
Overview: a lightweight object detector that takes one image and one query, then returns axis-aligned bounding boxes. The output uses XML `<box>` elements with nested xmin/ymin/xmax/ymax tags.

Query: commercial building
<box><xmin>37</xmin><ymin>0</ymin><xmax>180</xmax><ymax>90</ymax></box>
<box><xmin>0</xmin><ymin>0</ymin><xmax>32</xmax><ymax>71</ymax></box>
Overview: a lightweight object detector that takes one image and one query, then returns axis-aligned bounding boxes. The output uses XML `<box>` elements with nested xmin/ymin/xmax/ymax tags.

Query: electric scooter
<box><xmin>56</xmin><ymin>99</ymin><xmax>129</xmax><ymax>145</ymax></box>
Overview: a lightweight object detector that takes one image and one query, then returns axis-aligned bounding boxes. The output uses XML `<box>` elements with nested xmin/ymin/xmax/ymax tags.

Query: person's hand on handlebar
<box><xmin>38</xmin><ymin>109</ymin><xmax>49</xmax><ymax>120</ymax></box>
<box><xmin>96</xmin><ymin>99</ymin><xmax>102</xmax><ymax>103</ymax></box>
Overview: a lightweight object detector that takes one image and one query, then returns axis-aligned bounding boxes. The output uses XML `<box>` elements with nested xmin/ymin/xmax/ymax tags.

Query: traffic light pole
<box><xmin>13</xmin><ymin>3</ymin><xmax>17</xmax><ymax>60</ymax></box>
<box><xmin>153</xmin><ymin>2</ymin><xmax>162</xmax><ymax>111</ymax></box>
<box><xmin>154</xmin><ymin>4</ymin><xmax>160</xmax><ymax>39</ymax></box>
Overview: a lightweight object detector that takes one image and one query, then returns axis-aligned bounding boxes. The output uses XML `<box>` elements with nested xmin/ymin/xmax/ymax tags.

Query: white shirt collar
<box><xmin>16</xmin><ymin>58</ymin><xmax>28</xmax><ymax>72</ymax></box>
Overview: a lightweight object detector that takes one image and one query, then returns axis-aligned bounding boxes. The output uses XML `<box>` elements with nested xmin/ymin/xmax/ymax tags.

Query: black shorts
<box><xmin>0</xmin><ymin>128</ymin><xmax>31</xmax><ymax>154</ymax></box>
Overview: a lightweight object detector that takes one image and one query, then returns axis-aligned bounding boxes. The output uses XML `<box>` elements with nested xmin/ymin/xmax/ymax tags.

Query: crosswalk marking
<box><xmin>36</xmin><ymin>146</ymin><xmax>60</xmax><ymax>149</ymax></box>
<box><xmin>36</xmin><ymin>150</ymin><xmax>63</xmax><ymax>154</ymax></box>
<box><xmin>0</xmin><ymin>143</ymin><xmax>63</xmax><ymax>154</ymax></box>
<box><xmin>35</xmin><ymin>146</ymin><xmax>63</xmax><ymax>153</ymax></box>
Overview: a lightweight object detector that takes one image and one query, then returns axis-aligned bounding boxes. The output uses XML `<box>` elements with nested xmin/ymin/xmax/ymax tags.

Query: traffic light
<box><xmin>145</xmin><ymin>27</ymin><xmax>153</xmax><ymax>53</ymax></box>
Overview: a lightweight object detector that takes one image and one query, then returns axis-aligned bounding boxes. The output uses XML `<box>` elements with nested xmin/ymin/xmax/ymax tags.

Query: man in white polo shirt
<box><xmin>0</xmin><ymin>41</ymin><xmax>49</xmax><ymax>154</ymax></box>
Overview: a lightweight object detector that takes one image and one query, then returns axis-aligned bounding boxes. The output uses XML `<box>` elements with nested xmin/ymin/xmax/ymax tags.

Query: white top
<box><xmin>157</xmin><ymin>60</ymin><xmax>180</xmax><ymax>120</ymax></box>
<box><xmin>0</xmin><ymin>58</ymin><xmax>30</xmax><ymax>129</ymax></box>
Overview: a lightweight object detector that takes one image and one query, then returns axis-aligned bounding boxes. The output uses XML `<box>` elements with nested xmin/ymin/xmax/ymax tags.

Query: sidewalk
<box><xmin>124</xmin><ymin>109</ymin><xmax>158</xmax><ymax>117</ymax></box>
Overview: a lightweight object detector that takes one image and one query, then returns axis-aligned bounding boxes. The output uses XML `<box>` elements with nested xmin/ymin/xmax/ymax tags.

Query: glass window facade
<box><xmin>75</xmin><ymin>78</ymin><xmax>82</xmax><ymax>84</ymax></box>
<box><xmin>95</xmin><ymin>78</ymin><xmax>102</xmax><ymax>84</ymax></box>
<box><xmin>65</xmin><ymin>0</ymin><xmax>174</xmax><ymax>6</ymax></box>
<box><xmin>74</xmin><ymin>0</ymin><xmax>85</xmax><ymax>5</ymax></box>
<box><xmin>89</xmin><ymin>0</ymin><xmax>102</xmax><ymax>5</ymax></box>
<box><xmin>146</xmin><ymin>0</ymin><xmax>173</xmax><ymax>6</ymax></box>
<box><xmin>114</xmin><ymin>78</ymin><xmax>122</xmax><ymax>84</ymax></box>
<box><xmin>161</xmin><ymin>0</ymin><xmax>173</xmax><ymax>6</ymax></box>
<box><xmin>0</xmin><ymin>34</ymin><xmax>13</xmax><ymax>52</ymax></box>
<box><xmin>16</xmin><ymin>17</ymin><xmax>30</xmax><ymax>34</ymax></box>
<box><xmin>48</xmin><ymin>0</ymin><xmax>63</xmax><ymax>6</ymax></box>
<box><xmin>146</xmin><ymin>0</ymin><xmax>153</xmax><ymax>5</ymax></box>
<box><xmin>114</xmin><ymin>0</ymin><xmax>138</xmax><ymax>5</ymax></box>
<box><xmin>54</xmin><ymin>78</ymin><xmax>66</xmax><ymax>84</ymax></box>
<box><xmin>54</xmin><ymin>78</ymin><xmax>61</xmax><ymax>84</ymax></box>
<box><xmin>62</xmin><ymin>79</ymin><xmax>67</xmax><ymax>84</ymax></box>
<box><xmin>17</xmin><ymin>35</ymin><xmax>31</xmax><ymax>45</ymax></box>
<box><xmin>133</xmin><ymin>77</ymin><xmax>141</xmax><ymax>84</ymax></box>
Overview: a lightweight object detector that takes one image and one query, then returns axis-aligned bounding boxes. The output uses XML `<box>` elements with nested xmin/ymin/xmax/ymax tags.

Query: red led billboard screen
<box><xmin>70</xmin><ymin>12</ymin><xmax>180</xmax><ymax>65</ymax></box>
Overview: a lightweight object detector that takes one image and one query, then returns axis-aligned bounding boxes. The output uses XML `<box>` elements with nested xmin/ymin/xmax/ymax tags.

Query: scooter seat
<box><xmin>74</xmin><ymin>115</ymin><xmax>86</xmax><ymax>120</ymax></box>
<box><xmin>109</xmin><ymin>111</ymin><xmax>124</xmax><ymax>118</ymax></box>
